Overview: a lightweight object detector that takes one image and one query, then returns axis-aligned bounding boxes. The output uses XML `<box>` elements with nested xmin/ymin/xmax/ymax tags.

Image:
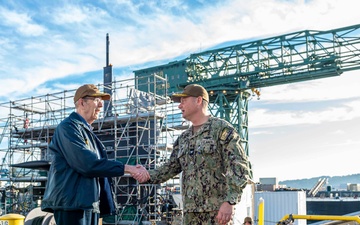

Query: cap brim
<box><xmin>89</xmin><ymin>93</ymin><xmax>111</xmax><ymax>100</ymax></box>
<box><xmin>171</xmin><ymin>93</ymin><xmax>189</xmax><ymax>102</ymax></box>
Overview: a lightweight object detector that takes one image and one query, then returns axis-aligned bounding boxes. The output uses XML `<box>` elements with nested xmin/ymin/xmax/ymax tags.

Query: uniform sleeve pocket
<box><xmin>177</xmin><ymin>145</ymin><xmax>186</xmax><ymax>159</ymax></box>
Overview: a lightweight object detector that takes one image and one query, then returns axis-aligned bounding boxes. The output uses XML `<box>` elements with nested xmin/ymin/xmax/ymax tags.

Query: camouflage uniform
<box><xmin>150</xmin><ymin>116</ymin><xmax>251</xmax><ymax>224</ymax></box>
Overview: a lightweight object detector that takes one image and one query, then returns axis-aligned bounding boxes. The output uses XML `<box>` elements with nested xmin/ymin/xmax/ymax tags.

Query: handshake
<box><xmin>125</xmin><ymin>164</ymin><xmax>150</xmax><ymax>183</ymax></box>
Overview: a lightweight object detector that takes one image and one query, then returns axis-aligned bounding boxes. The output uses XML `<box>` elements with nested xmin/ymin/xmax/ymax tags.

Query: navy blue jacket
<box><xmin>41</xmin><ymin>112</ymin><xmax>124</xmax><ymax>215</ymax></box>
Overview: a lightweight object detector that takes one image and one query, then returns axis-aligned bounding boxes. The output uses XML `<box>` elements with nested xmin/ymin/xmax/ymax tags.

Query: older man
<box><xmin>42</xmin><ymin>84</ymin><xmax>149</xmax><ymax>225</ymax></box>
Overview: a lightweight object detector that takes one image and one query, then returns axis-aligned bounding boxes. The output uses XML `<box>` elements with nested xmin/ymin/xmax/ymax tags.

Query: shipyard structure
<box><xmin>0</xmin><ymin>71</ymin><xmax>186</xmax><ymax>224</ymax></box>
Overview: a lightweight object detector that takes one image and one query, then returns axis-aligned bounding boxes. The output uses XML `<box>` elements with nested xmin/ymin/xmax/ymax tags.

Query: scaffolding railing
<box><xmin>0</xmin><ymin>74</ymin><xmax>186</xmax><ymax>224</ymax></box>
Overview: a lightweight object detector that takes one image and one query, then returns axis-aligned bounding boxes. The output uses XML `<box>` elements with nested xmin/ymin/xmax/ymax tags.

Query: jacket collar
<box><xmin>69</xmin><ymin>112</ymin><xmax>92</xmax><ymax>131</ymax></box>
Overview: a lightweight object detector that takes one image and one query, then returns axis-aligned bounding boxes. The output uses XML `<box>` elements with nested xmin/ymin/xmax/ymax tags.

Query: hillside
<box><xmin>279</xmin><ymin>173</ymin><xmax>360</xmax><ymax>190</ymax></box>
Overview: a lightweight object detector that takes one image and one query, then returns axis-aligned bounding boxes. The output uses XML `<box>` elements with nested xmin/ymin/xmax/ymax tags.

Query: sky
<box><xmin>0</xmin><ymin>0</ymin><xmax>359</xmax><ymax>182</ymax></box>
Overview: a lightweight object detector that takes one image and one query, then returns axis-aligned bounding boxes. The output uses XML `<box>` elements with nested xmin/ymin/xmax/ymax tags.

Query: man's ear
<box><xmin>78</xmin><ymin>98</ymin><xmax>84</xmax><ymax>107</ymax></box>
<box><xmin>199</xmin><ymin>96</ymin><xmax>205</xmax><ymax>105</ymax></box>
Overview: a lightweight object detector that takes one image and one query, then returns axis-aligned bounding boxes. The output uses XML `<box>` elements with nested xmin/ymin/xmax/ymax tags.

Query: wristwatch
<box><xmin>227</xmin><ymin>201</ymin><xmax>236</xmax><ymax>205</ymax></box>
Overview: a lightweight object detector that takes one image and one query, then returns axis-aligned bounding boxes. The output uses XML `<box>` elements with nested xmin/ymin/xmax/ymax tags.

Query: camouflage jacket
<box><xmin>149</xmin><ymin>116</ymin><xmax>251</xmax><ymax>212</ymax></box>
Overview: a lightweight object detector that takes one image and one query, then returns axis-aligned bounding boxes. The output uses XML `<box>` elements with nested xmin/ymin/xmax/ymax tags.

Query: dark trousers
<box><xmin>54</xmin><ymin>210</ymin><xmax>99</xmax><ymax>225</ymax></box>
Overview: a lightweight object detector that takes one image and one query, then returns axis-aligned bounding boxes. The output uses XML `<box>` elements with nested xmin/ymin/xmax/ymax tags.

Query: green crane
<box><xmin>135</xmin><ymin>24</ymin><xmax>360</xmax><ymax>155</ymax></box>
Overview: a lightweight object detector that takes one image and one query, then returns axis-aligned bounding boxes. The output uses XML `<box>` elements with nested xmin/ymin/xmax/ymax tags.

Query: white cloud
<box><xmin>1</xmin><ymin>0</ymin><xmax>359</xmax><ymax>100</ymax></box>
<box><xmin>0</xmin><ymin>7</ymin><xmax>46</xmax><ymax>36</ymax></box>
<box><xmin>250</xmin><ymin>98</ymin><xmax>360</xmax><ymax>128</ymax></box>
<box><xmin>53</xmin><ymin>6</ymin><xmax>91</xmax><ymax>24</ymax></box>
<box><xmin>258</xmin><ymin>71</ymin><xmax>360</xmax><ymax>103</ymax></box>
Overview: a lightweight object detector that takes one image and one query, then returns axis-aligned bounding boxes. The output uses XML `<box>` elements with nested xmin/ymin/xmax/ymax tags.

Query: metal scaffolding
<box><xmin>0</xmin><ymin>73</ymin><xmax>185</xmax><ymax>224</ymax></box>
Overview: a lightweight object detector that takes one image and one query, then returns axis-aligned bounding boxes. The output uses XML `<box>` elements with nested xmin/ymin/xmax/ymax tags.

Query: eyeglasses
<box><xmin>179</xmin><ymin>96</ymin><xmax>206</xmax><ymax>104</ymax></box>
<box><xmin>82</xmin><ymin>96</ymin><xmax>103</xmax><ymax>104</ymax></box>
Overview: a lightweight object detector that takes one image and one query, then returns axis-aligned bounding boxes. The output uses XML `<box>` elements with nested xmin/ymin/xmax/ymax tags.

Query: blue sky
<box><xmin>0</xmin><ymin>0</ymin><xmax>360</xmax><ymax>182</ymax></box>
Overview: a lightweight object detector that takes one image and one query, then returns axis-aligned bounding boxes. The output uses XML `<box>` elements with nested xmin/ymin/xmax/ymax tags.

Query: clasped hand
<box><xmin>130</xmin><ymin>164</ymin><xmax>150</xmax><ymax>183</ymax></box>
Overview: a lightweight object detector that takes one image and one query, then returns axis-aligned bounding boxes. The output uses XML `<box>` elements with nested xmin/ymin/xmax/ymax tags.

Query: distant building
<box><xmin>258</xmin><ymin>177</ymin><xmax>287</xmax><ymax>191</ymax></box>
<box><xmin>255</xmin><ymin>191</ymin><xmax>307</xmax><ymax>225</ymax></box>
<box><xmin>259</xmin><ymin>177</ymin><xmax>278</xmax><ymax>185</ymax></box>
<box><xmin>348</xmin><ymin>184</ymin><xmax>360</xmax><ymax>192</ymax></box>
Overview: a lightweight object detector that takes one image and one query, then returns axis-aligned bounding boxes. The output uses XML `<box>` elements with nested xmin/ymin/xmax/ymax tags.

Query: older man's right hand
<box><xmin>130</xmin><ymin>164</ymin><xmax>150</xmax><ymax>183</ymax></box>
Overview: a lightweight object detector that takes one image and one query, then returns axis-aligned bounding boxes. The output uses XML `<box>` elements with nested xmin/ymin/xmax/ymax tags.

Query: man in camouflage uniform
<box><xmin>145</xmin><ymin>84</ymin><xmax>251</xmax><ymax>225</ymax></box>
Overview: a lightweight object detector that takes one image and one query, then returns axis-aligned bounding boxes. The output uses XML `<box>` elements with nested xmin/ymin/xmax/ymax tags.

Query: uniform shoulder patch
<box><xmin>220</xmin><ymin>127</ymin><xmax>233</xmax><ymax>141</ymax></box>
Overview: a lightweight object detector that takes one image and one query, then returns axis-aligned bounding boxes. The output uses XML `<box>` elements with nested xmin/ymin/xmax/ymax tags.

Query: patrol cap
<box><xmin>73</xmin><ymin>84</ymin><xmax>111</xmax><ymax>103</ymax></box>
<box><xmin>171</xmin><ymin>84</ymin><xmax>209</xmax><ymax>103</ymax></box>
<box><xmin>243</xmin><ymin>217</ymin><xmax>253</xmax><ymax>224</ymax></box>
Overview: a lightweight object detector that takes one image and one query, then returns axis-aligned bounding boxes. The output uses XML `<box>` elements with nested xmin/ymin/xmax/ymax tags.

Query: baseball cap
<box><xmin>171</xmin><ymin>84</ymin><xmax>209</xmax><ymax>103</ymax></box>
<box><xmin>73</xmin><ymin>84</ymin><xmax>111</xmax><ymax>103</ymax></box>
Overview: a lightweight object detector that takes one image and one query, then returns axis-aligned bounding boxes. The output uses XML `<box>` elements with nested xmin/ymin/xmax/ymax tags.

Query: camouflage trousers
<box><xmin>182</xmin><ymin>211</ymin><xmax>233</xmax><ymax>225</ymax></box>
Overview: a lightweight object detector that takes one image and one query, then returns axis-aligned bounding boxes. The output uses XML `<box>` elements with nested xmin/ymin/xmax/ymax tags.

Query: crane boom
<box><xmin>134</xmin><ymin>24</ymin><xmax>360</xmax><ymax>155</ymax></box>
<box><xmin>185</xmin><ymin>24</ymin><xmax>360</xmax><ymax>90</ymax></box>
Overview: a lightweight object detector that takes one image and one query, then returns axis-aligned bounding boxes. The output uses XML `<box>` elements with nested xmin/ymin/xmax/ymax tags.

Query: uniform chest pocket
<box><xmin>198</xmin><ymin>139</ymin><xmax>216</xmax><ymax>154</ymax></box>
<box><xmin>177</xmin><ymin>145</ymin><xmax>186</xmax><ymax>160</ymax></box>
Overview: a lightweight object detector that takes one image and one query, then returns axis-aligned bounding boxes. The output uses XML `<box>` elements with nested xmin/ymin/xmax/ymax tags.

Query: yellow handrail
<box><xmin>278</xmin><ymin>214</ymin><xmax>360</xmax><ymax>224</ymax></box>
